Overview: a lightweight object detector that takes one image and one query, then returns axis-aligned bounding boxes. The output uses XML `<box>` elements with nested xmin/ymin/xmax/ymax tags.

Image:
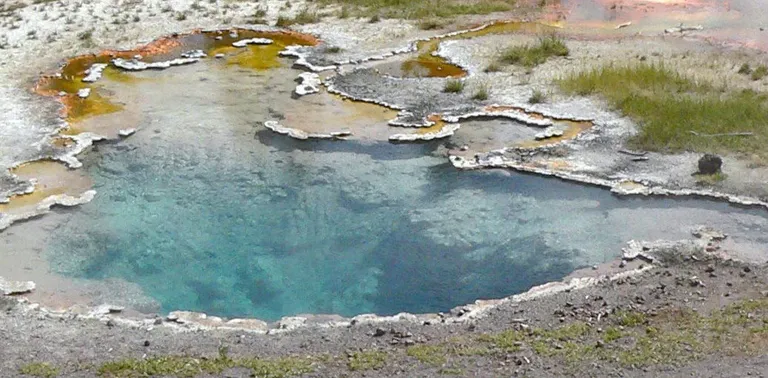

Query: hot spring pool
<box><xmin>15</xmin><ymin>48</ymin><xmax>768</xmax><ymax>322</ymax></box>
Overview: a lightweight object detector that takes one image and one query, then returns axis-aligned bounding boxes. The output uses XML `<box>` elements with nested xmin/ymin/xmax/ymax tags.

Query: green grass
<box><xmin>96</xmin><ymin>352</ymin><xmax>313</xmax><ymax>378</ymax></box>
<box><xmin>444</xmin><ymin>79</ymin><xmax>465</xmax><ymax>93</ymax></box>
<box><xmin>347</xmin><ymin>350</ymin><xmax>387</xmax><ymax>371</ymax></box>
<box><xmin>558</xmin><ymin>63</ymin><xmax>768</xmax><ymax>157</ymax></box>
<box><xmin>318</xmin><ymin>0</ymin><xmax>516</xmax><ymax>20</ymax></box>
<box><xmin>498</xmin><ymin>34</ymin><xmax>569</xmax><ymax>68</ymax></box>
<box><xmin>19</xmin><ymin>363</ymin><xmax>59</xmax><ymax>378</ymax></box>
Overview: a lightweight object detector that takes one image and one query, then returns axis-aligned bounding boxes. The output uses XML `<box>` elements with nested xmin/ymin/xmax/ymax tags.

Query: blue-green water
<box><xmin>40</xmin><ymin>62</ymin><xmax>768</xmax><ymax>321</ymax></box>
<box><xmin>45</xmin><ymin>131</ymin><xmax>768</xmax><ymax>320</ymax></box>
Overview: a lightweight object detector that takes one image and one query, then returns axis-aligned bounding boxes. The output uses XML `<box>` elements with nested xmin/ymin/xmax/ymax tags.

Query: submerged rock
<box><xmin>180</xmin><ymin>50</ymin><xmax>207</xmax><ymax>59</ymax></box>
<box><xmin>294</xmin><ymin>72</ymin><xmax>321</xmax><ymax>97</ymax></box>
<box><xmin>389</xmin><ymin>123</ymin><xmax>460</xmax><ymax>142</ymax></box>
<box><xmin>698</xmin><ymin>154</ymin><xmax>722</xmax><ymax>175</ymax></box>
<box><xmin>82</xmin><ymin>63</ymin><xmax>108</xmax><ymax>83</ymax></box>
<box><xmin>534</xmin><ymin>127</ymin><xmax>564</xmax><ymax>140</ymax></box>
<box><xmin>232</xmin><ymin>38</ymin><xmax>273</xmax><ymax>47</ymax></box>
<box><xmin>112</xmin><ymin>57</ymin><xmax>200</xmax><ymax>71</ymax></box>
<box><xmin>118</xmin><ymin>128</ymin><xmax>136</xmax><ymax>137</ymax></box>
<box><xmin>264</xmin><ymin>120</ymin><xmax>351</xmax><ymax>140</ymax></box>
<box><xmin>0</xmin><ymin>277</ymin><xmax>35</xmax><ymax>295</ymax></box>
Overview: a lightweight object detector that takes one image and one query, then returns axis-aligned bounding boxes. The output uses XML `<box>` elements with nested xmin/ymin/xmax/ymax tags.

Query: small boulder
<box><xmin>698</xmin><ymin>154</ymin><xmax>722</xmax><ymax>175</ymax></box>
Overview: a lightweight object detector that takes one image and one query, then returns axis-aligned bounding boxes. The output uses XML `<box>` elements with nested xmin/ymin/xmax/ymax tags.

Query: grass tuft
<box><xmin>472</xmin><ymin>82</ymin><xmax>490</xmax><ymax>100</ymax></box>
<box><xmin>19</xmin><ymin>363</ymin><xmax>59</xmax><ymax>378</ymax></box>
<box><xmin>751</xmin><ymin>65</ymin><xmax>768</xmax><ymax>81</ymax></box>
<box><xmin>528</xmin><ymin>89</ymin><xmax>546</xmax><ymax>104</ymax></box>
<box><xmin>318</xmin><ymin>0</ymin><xmax>515</xmax><ymax>20</ymax></box>
<box><xmin>418</xmin><ymin>18</ymin><xmax>446</xmax><ymax>30</ymax></box>
<box><xmin>558</xmin><ymin>63</ymin><xmax>768</xmax><ymax>157</ymax></box>
<box><xmin>276</xmin><ymin>8</ymin><xmax>321</xmax><ymax>27</ymax></box>
<box><xmin>444</xmin><ymin>79</ymin><xmax>465</xmax><ymax>93</ymax></box>
<box><xmin>498</xmin><ymin>34</ymin><xmax>568</xmax><ymax>68</ymax></box>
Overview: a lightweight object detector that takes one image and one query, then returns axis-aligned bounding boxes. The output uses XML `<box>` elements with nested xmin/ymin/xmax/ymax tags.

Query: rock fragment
<box><xmin>389</xmin><ymin>123</ymin><xmax>460</xmax><ymax>142</ymax></box>
<box><xmin>294</xmin><ymin>72</ymin><xmax>321</xmax><ymax>97</ymax></box>
<box><xmin>697</xmin><ymin>154</ymin><xmax>722</xmax><ymax>175</ymax></box>
<box><xmin>77</xmin><ymin>88</ymin><xmax>91</xmax><ymax>99</ymax></box>
<box><xmin>0</xmin><ymin>277</ymin><xmax>35</xmax><ymax>295</ymax></box>
<box><xmin>534</xmin><ymin>127</ymin><xmax>564</xmax><ymax>141</ymax></box>
<box><xmin>118</xmin><ymin>128</ymin><xmax>136</xmax><ymax>137</ymax></box>
<box><xmin>232</xmin><ymin>38</ymin><xmax>273</xmax><ymax>47</ymax></box>
<box><xmin>82</xmin><ymin>63</ymin><xmax>108</xmax><ymax>83</ymax></box>
<box><xmin>112</xmin><ymin>57</ymin><xmax>200</xmax><ymax>71</ymax></box>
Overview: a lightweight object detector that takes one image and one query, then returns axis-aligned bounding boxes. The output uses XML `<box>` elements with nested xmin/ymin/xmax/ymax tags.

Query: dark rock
<box><xmin>743</xmin><ymin>266</ymin><xmax>752</xmax><ymax>273</ymax></box>
<box><xmin>373</xmin><ymin>328</ymin><xmax>386</xmax><ymax>337</ymax></box>
<box><xmin>698</xmin><ymin>154</ymin><xmax>722</xmax><ymax>175</ymax></box>
<box><xmin>106</xmin><ymin>319</ymin><xmax>116</xmax><ymax>328</ymax></box>
<box><xmin>143</xmin><ymin>340</ymin><xmax>150</xmax><ymax>347</ymax></box>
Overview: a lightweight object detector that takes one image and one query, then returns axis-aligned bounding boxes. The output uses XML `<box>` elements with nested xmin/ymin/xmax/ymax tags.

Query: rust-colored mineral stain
<box><xmin>35</xmin><ymin>29</ymin><xmax>319</xmax><ymax>125</ymax></box>
<box><xmin>0</xmin><ymin>161</ymin><xmax>92</xmax><ymax>213</ymax></box>
<box><xmin>415</xmin><ymin>115</ymin><xmax>446</xmax><ymax>134</ymax></box>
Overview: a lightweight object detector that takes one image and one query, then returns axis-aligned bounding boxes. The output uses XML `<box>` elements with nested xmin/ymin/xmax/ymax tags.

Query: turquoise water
<box><xmin>40</xmin><ymin>61</ymin><xmax>768</xmax><ymax>321</ymax></box>
<box><xmin>45</xmin><ymin>132</ymin><xmax>768</xmax><ymax>320</ymax></box>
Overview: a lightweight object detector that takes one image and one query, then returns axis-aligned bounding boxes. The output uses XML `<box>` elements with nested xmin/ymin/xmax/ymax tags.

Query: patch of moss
<box><xmin>19</xmin><ymin>363</ymin><xmax>59</xmax><ymax>378</ymax></box>
<box><xmin>602</xmin><ymin>326</ymin><xmax>623</xmax><ymax>343</ymax></box>
<box><xmin>615</xmin><ymin>310</ymin><xmax>648</xmax><ymax>327</ymax></box>
<box><xmin>347</xmin><ymin>350</ymin><xmax>387</xmax><ymax>371</ymax></box>
<box><xmin>406</xmin><ymin>345</ymin><xmax>446</xmax><ymax>366</ymax></box>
